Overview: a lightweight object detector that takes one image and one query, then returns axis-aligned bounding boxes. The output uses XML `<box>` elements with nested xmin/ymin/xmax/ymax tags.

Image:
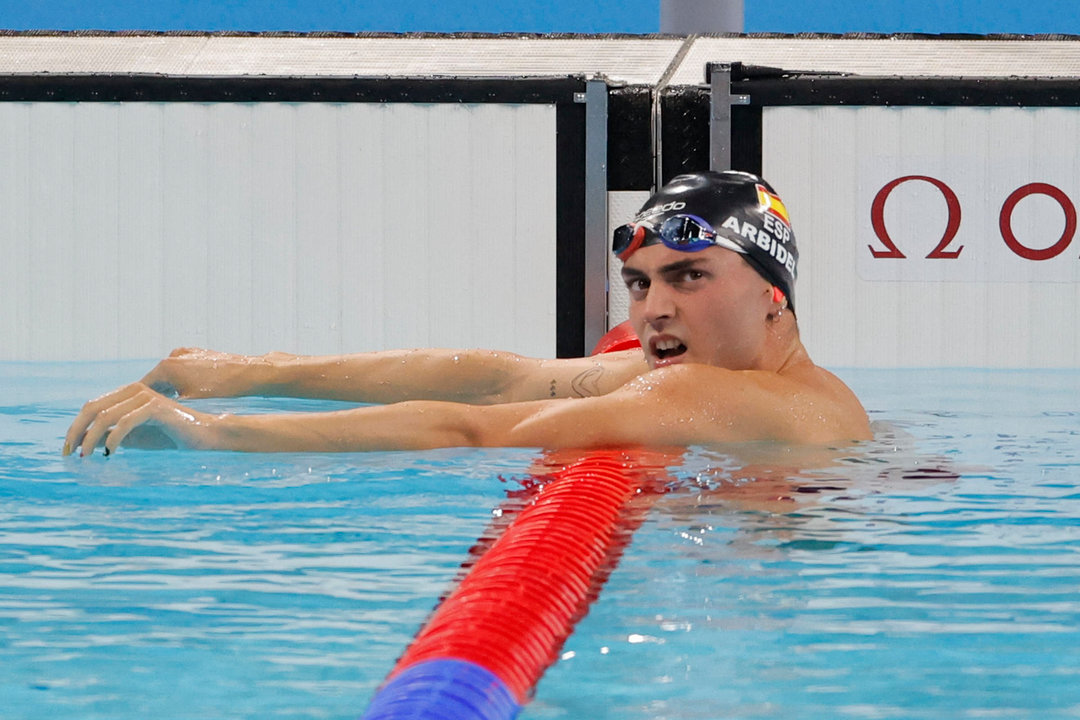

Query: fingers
<box><xmin>64</xmin><ymin>383</ymin><xmax>140</xmax><ymax>455</ymax></box>
<box><xmin>100</xmin><ymin>395</ymin><xmax>165</xmax><ymax>456</ymax></box>
<box><xmin>67</xmin><ymin>349</ymin><xmax>227</xmax><ymax>456</ymax></box>
<box><xmin>81</xmin><ymin>391</ymin><xmax>156</xmax><ymax>457</ymax></box>
<box><xmin>64</xmin><ymin>383</ymin><xmax>152</xmax><ymax>457</ymax></box>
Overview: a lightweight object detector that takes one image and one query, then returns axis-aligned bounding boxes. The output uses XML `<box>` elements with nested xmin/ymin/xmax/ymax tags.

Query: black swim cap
<box><xmin>614</xmin><ymin>170</ymin><xmax>799</xmax><ymax>309</ymax></box>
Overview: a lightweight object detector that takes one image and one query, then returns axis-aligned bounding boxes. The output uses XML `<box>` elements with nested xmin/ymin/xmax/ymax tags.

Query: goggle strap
<box><xmin>615</xmin><ymin>224</ymin><xmax>647</xmax><ymax>261</ymax></box>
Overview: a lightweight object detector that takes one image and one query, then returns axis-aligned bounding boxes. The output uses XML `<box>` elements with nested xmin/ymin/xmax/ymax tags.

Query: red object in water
<box><xmin>387</xmin><ymin>453</ymin><xmax>645</xmax><ymax>704</ymax></box>
<box><xmin>374</xmin><ymin>323</ymin><xmax>655</xmax><ymax>713</ymax></box>
<box><xmin>590</xmin><ymin>321</ymin><xmax>641</xmax><ymax>355</ymax></box>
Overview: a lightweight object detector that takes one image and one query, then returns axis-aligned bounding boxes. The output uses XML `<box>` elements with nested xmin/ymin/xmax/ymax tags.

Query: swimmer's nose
<box><xmin>641</xmin><ymin>283</ymin><xmax>676</xmax><ymax>326</ymax></box>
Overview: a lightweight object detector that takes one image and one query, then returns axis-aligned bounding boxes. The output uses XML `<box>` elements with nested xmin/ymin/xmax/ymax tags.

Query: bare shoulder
<box><xmin>618</xmin><ymin>362</ymin><xmax>871</xmax><ymax>444</ymax></box>
<box><xmin>795</xmin><ymin>365</ymin><xmax>873</xmax><ymax>441</ymax></box>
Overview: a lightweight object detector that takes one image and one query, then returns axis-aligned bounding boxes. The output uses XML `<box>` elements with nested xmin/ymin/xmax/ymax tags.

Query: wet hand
<box><xmin>63</xmin><ymin>382</ymin><xmax>221</xmax><ymax>457</ymax></box>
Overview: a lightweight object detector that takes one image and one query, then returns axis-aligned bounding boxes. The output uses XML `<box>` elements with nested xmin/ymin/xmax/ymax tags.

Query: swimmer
<box><xmin>64</xmin><ymin>171</ymin><xmax>871</xmax><ymax>456</ymax></box>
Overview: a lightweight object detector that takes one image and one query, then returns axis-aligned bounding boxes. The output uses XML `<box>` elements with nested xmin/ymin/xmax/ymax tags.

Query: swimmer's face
<box><xmin>620</xmin><ymin>244</ymin><xmax>775</xmax><ymax>371</ymax></box>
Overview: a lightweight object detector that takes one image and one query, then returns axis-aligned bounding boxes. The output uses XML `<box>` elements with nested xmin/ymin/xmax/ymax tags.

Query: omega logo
<box><xmin>869</xmin><ymin>175</ymin><xmax>1079</xmax><ymax>261</ymax></box>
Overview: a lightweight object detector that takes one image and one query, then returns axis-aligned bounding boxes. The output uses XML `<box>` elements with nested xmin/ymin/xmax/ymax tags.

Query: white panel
<box><xmin>117</xmin><ymin>104</ymin><xmax>166</xmax><ymax>359</ymax></box>
<box><xmin>380</xmin><ymin>104</ymin><xmax>434</xmax><ymax>350</ymax></box>
<box><xmin>463</xmin><ymin>105</ymin><xmax>518</xmax><ymax>349</ymax></box>
<box><xmin>250</xmin><ymin>103</ymin><xmax>300</xmax><ymax>355</ymax></box>
<box><xmin>763</xmin><ymin>106</ymin><xmax>1080</xmax><ymax>368</ymax></box>
<box><xmin>27</xmin><ymin>105</ymin><xmax>77</xmax><ymax>361</ymax></box>
<box><xmin>205</xmin><ymin>104</ymin><xmax>256</xmax><ymax>356</ymax></box>
<box><xmin>160</xmin><ymin>104</ymin><xmax>212</xmax><ymax>351</ymax></box>
<box><xmin>294</xmin><ymin>104</ymin><xmax>345</xmax><ymax>355</ymax></box>
<box><xmin>339</xmin><ymin>103</ymin><xmax>558</xmax><ymax>356</ymax></box>
<box><xmin>338</xmin><ymin>107</ymin><xmax>387</xmax><ymax>351</ymax></box>
<box><xmin>0</xmin><ymin>105</ymin><xmax>30</xmax><ymax>358</ymax></box>
<box><xmin>606</xmin><ymin>191</ymin><xmax>651</xmax><ymax>329</ymax></box>
<box><xmin>509</xmin><ymin>106</ymin><xmax>559</xmax><ymax>353</ymax></box>
<box><xmin>0</xmin><ymin>102</ymin><xmax>559</xmax><ymax>361</ymax></box>
<box><xmin>424</xmin><ymin>104</ymin><xmax>471</xmax><ymax>349</ymax></box>
<box><xmin>71</xmin><ymin>105</ymin><xmax>122</xmax><ymax>358</ymax></box>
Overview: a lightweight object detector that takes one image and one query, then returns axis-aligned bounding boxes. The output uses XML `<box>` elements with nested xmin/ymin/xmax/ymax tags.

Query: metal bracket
<box><xmin>708</xmin><ymin>63</ymin><xmax>750</xmax><ymax>171</ymax></box>
<box><xmin>582</xmin><ymin>78</ymin><xmax>609</xmax><ymax>353</ymax></box>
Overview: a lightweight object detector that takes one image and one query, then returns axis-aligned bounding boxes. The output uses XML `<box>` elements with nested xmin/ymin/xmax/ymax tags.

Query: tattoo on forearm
<box><xmin>570</xmin><ymin>366</ymin><xmax>604</xmax><ymax>397</ymax></box>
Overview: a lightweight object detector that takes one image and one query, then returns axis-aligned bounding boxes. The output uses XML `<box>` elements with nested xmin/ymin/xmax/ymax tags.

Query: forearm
<box><xmin>213</xmin><ymin>400</ymin><xmax>516</xmax><ymax>452</ymax></box>
<box><xmin>149</xmin><ymin>347</ymin><xmax>528</xmax><ymax>403</ymax></box>
<box><xmin>255</xmin><ymin>348</ymin><xmax>526</xmax><ymax>404</ymax></box>
<box><xmin>148</xmin><ymin>345</ymin><xmax>645</xmax><ymax>405</ymax></box>
<box><xmin>253</xmin><ymin>348</ymin><xmax>647</xmax><ymax>404</ymax></box>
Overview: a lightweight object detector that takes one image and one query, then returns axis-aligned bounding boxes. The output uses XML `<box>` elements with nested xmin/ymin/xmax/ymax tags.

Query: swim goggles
<box><xmin>612</xmin><ymin>213</ymin><xmax>746</xmax><ymax>261</ymax></box>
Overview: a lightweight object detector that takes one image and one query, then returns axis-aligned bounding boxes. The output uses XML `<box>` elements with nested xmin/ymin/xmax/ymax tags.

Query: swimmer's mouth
<box><xmin>651</xmin><ymin>337</ymin><xmax>687</xmax><ymax>362</ymax></box>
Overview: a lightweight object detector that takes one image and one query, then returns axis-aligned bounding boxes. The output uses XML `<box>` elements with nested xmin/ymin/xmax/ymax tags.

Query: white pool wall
<box><xmin>4</xmin><ymin>33</ymin><xmax>1080</xmax><ymax>368</ymax></box>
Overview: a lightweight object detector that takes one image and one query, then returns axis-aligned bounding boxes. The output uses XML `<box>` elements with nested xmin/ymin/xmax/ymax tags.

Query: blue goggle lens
<box><xmin>658</xmin><ymin>214</ymin><xmax>717</xmax><ymax>251</ymax></box>
<box><xmin>613</xmin><ymin>214</ymin><xmax>722</xmax><ymax>259</ymax></box>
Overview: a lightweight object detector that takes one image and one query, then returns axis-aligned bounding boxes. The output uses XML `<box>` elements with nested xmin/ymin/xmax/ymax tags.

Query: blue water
<box><xmin>2</xmin><ymin>362</ymin><xmax>1079</xmax><ymax>719</ymax></box>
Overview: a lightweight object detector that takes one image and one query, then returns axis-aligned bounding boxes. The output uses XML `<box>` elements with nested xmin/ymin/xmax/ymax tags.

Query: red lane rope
<box><xmin>386</xmin><ymin>450</ymin><xmax>662</xmax><ymax>704</ymax></box>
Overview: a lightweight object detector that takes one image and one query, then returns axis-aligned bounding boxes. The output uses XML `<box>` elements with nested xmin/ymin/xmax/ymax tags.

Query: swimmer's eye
<box><xmin>666</xmin><ymin>269</ymin><xmax>708</xmax><ymax>286</ymax></box>
<box><xmin>624</xmin><ymin>277</ymin><xmax>649</xmax><ymax>297</ymax></box>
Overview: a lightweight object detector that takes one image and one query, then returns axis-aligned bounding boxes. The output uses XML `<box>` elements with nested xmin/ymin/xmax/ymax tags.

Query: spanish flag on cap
<box><xmin>756</xmin><ymin>184</ymin><xmax>791</xmax><ymax>227</ymax></box>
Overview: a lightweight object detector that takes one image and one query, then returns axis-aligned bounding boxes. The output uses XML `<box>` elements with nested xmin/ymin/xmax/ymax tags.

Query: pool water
<box><xmin>2</xmin><ymin>362</ymin><xmax>1079</xmax><ymax>719</ymax></box>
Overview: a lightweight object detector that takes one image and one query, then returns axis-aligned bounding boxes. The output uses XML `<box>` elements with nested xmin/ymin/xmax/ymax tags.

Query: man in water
<box><xmin>64</xmin><ymin>171</ymin><xmax>870</xmax><ymax>456</ymax></box>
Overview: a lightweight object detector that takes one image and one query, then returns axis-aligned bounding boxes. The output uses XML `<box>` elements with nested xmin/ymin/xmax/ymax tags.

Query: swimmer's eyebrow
<box><xmin>656</xmin><ymin>258</ymin><xmax>707</xmax><ymax>275</ymax></box>
<box><xmin>621</xmin><ymin>258</ymin><xmax>707</xmax><ymax>281</ymax></box>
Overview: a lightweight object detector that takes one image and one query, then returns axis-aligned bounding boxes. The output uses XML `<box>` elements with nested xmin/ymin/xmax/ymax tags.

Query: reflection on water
<box><xmin>1</xmin><ymin>365</ymin><xmax>1079</xmax><ymax>719</ymax></box>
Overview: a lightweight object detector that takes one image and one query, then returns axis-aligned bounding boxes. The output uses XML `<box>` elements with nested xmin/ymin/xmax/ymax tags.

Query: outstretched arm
<box><xmin>140</xmin><ymin>347</ymin><xmax>648</xmax><ymax>404</ymax></box>
<box><xmin>64</xmin><ymin>362</ymin><xmax>866</xmax><ymax>457</ymax></box>
<box><xmin>66</xmin><ymin>375</ymin><xmax>685</xmax><ymax>456</ymax></box>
